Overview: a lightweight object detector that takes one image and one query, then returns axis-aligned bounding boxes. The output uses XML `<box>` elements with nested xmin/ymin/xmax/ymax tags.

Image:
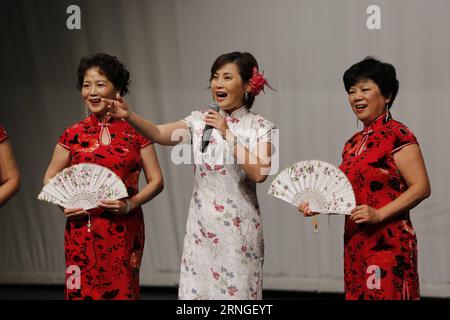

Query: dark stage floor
<box><xmin>0</xmin><ymin>284</ymin><xmax>346</xmax><ymax>300</ymax></box>
<box><xmin>1</xmin><ymin>284</ymin><xmax>448</xmax><ymax>300</ymax></box>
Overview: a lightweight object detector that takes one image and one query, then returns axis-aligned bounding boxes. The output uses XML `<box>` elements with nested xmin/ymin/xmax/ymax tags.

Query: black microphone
<box><xmin>201</xmin><ymin>103</ymin><xmax>220</xmax><ymax>153</ymax></box>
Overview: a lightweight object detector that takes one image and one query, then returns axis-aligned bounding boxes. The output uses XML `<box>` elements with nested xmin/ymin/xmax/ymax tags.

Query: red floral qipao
<box><xmin>58</xmin><ymin>114</ymin><xmax>151</xmax><ymax>300</ymax></box>
<box><xmin>339</xmin><ymin>113</ymin><xmax>420</xmax><ymax>300</ymax></box>
<box><xmin>0</xmin><ymin>125</ymin><xmax>7</xmax><ymax>143</ymax></box>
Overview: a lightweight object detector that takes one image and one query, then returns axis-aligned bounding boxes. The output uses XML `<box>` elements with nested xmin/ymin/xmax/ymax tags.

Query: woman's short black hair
<box><xmin>343</xmin><ymin>57</ymin><xmax>399</xmax><ymax>108</ymax></box>
<box><xmin>210</xmin><ymin>51</ymin><xmax>259</xmax><ymax>109</ymax></box>
<box><xmin>77</xmin><ymin>53</ymin><xmax>130</xmax><ymax>96</ymax></box>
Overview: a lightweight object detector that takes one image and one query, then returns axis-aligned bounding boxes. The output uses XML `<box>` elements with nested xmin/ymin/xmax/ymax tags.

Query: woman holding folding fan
<box><xmin>0</xmin><ymin>125</ymin><xmax>20</xmax><ymax>207</ymax></box>
<box><xmin>298</xmin><ymin>57</ymin><xmax>430</xmax><ymax>300</ymax></box>
<box><xmin>43</xmin><ymin>53</ymin><xmax>164</xmax><ymax>300</ymax></box>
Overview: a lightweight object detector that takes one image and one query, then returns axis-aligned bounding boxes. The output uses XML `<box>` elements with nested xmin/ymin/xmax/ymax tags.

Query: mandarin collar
<box><xmin>89</xmin><ymin>113</ymin><xmax>114</xmax><ymax>125</ymax></box>
<box><xmin>220</xmin><ymin>106</ymin><xmax>249</xmax><ymax>120</ymax></box>
<box><xmin>362</xmin><ymin>112</ymin><xmax>392</xmax><ymax>135</ymax></box>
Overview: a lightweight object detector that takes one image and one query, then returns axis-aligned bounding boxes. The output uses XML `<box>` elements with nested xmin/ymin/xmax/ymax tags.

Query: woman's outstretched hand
<box><xmin>103</xmin><ymin>93</ymin><xmax>130</xmax><ymax>120</ymax></box>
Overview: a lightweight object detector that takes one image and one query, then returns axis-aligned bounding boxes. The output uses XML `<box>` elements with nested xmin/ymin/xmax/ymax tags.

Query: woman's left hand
<box><xmin>98</xmin><ymin>199</ymin><xmax>133</xmax><ymax>215</ymax></box>
<box><xmin>204</xmin><ymin>110</ymin><xmax>228</xmax><ymax>138</ymax></box>
<box><xmin>350</xmin><ymin>205</ymin><xmax>383</xmax><ymax>224</ymax></box>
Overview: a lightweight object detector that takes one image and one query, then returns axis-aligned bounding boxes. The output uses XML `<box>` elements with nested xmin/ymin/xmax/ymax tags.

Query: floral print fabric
<box><xmin>178</xmin><ymin>106</ymin><xmax>275</xmax><ymax>300</ymax></box>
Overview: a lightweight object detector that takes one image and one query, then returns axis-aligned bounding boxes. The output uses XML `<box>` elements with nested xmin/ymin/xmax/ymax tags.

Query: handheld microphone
<box><xmin>201</xmin><ymin>103</ymin><xmax>220</xmax><ymax>153</ymax></box>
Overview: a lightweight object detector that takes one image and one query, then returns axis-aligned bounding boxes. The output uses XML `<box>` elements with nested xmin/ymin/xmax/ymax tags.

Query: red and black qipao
<box><xmin>58</xmin><ymin>114</ymin><xmax>151</xmax><ymax>300</ymax></box>
<box><xmin>339</xmin><ymin>113</ymin><xmax>420</xmax><ymax>300</ymax></box>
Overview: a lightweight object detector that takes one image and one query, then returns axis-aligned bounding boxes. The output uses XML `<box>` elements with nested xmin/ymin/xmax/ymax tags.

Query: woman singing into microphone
<box><xmin>105</xmin><ymin>52</ymin><xmax>276</xmax><ymax>300</ymax></box>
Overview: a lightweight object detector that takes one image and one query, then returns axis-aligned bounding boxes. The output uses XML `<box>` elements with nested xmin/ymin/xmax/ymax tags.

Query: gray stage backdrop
<box><xmin>0</xmin><ymin>0</ymin><xmax>449</xmax><ymax>297</ymax></box>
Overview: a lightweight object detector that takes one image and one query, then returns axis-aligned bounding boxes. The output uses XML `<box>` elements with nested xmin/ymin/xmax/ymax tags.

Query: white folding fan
<box><xmin>268</xmin><ymin>160</ymin><xmax>355</xmax><ymax>215</ymax></box>
<box><xmin>38</xmin><ymin>163</ymin><xmax>128</xmax><ymax>210</ymax></box>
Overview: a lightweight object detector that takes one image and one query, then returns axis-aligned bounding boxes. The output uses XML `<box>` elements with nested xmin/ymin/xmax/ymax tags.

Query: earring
<box><xmin>85</xmin><ymin>105</ymin><xmax>90</xmax><ymax>118</ymax></box>
<box><xmin>356</xmin><ymin>117</ymin><xmax>359</xmax><ymax>129</ymax></box>
<box><xmin>244</xmin><ymin>92</ymin><xmax>249</xmax><ymax>101</ymax></box>
<box><xmin>385</xmin><ymin>105</ymin><xmax>389</xmax><ymax>122</ymax></box>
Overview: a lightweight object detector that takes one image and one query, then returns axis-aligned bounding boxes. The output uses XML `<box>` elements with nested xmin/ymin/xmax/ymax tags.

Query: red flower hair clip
<box><xmin>249</xmin><ymin>67</ymin><xmax>275</xmax><ymax>96</ymax></box>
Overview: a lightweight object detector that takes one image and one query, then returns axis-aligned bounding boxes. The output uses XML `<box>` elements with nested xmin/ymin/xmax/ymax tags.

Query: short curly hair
<box><xmin>77</xmin><ymin>53</ymin><xmax>130</xmax><ymax>96</ymax></box>
<box><xmin>343</xmin><ymin>57</ymin><xmax>399</xmax><ymax>109</ymax></box>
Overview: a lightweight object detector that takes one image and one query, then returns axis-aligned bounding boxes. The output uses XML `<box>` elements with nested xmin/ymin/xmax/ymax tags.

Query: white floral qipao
<box><xmin>178</xmin><ymin>106</ymin><xmax>276</xmax><ymax>300</ymax></box>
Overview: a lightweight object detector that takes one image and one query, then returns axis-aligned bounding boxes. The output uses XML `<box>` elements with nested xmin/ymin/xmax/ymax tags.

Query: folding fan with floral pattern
<box><xmin>38</xmin><ymin>163</ymin><xmax>128</xmax><ymax>210</ymax></box>
<box><xmin>268</xmin><ymin>160</ymin><xmax>355</xmax><ymax>215</ymax></box>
